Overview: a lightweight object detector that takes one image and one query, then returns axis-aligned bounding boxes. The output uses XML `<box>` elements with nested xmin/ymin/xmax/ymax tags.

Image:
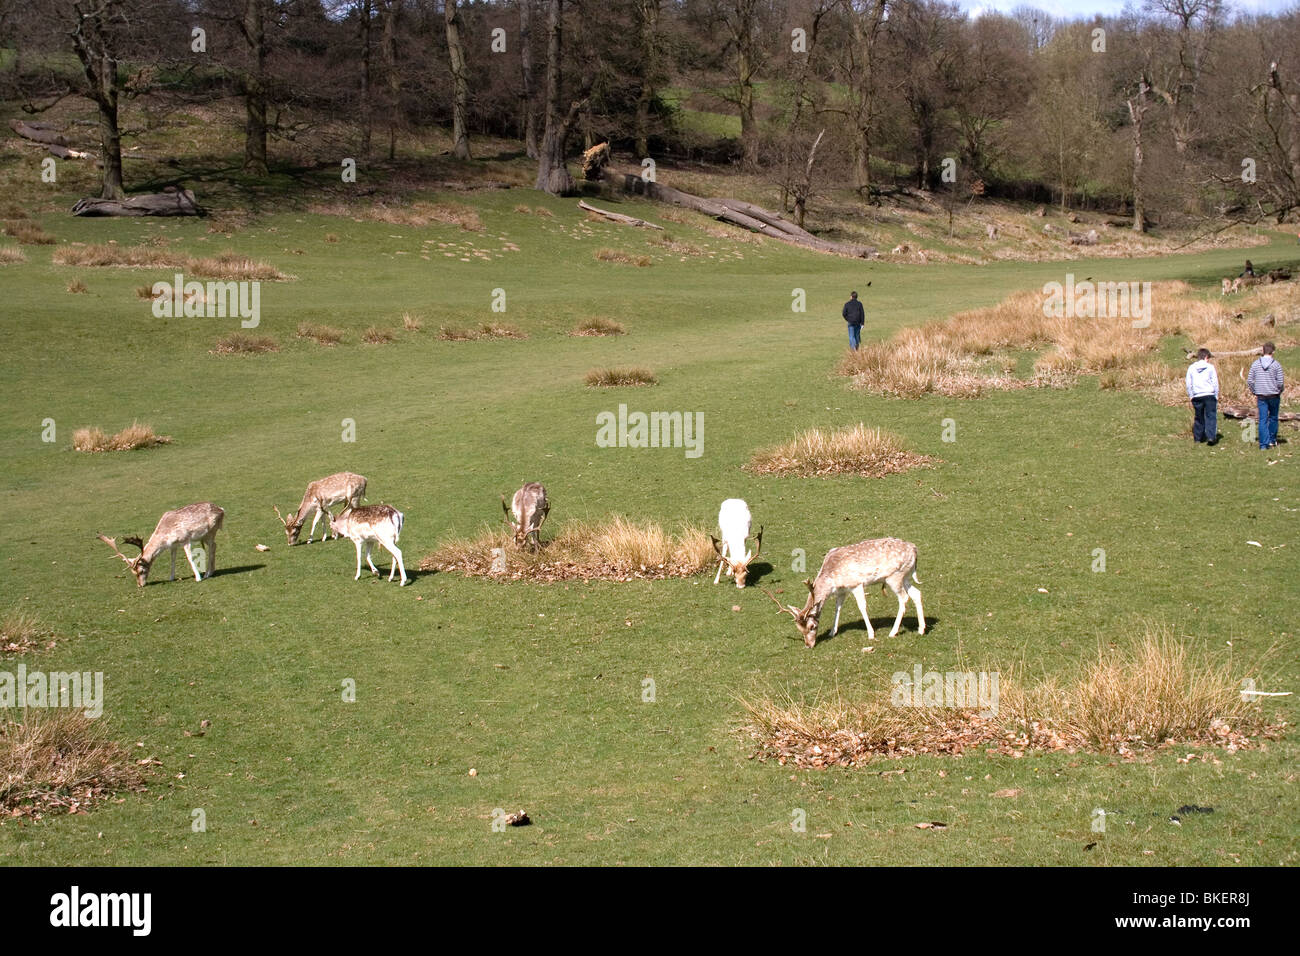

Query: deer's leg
<box><xmin>365</xmin><ymin>541</ymin><xmax>379</xmax><ymax>576</ymax></box>
<box><xmin>206</xmin><ymin>534</ymin><xmax>217</xmax><ymax>579</ymax></box>
<box><xmin>382</xmin><ymin>537</ymin><xmax>407</xmax><ymax>585</ymax></box>
<box><xmin>887</xmin><ymin>576</ymin><xmax>908</xmax><ymax>637</ymax></box>
<box><xmin>831</xmin><ymin>591</ymin><xmax>845</xmax><ymax>636</ymax></box>
<box><xmin>906</xmin><ymin>574</ymin><xmax>924</xmax><ymax>634</ymax></box>
<box><xmin>183</xmin><ymin>542</ymin><xmax>202</xmax><ymax>582</ymax></box>
<box><xmin>307</xmin><ymin>507</ymin><xmax>322</xmax><ymax>544</ymax></box>
<box><xmin>169</xmin><ymin>546</ymin><xmax>177</xmax><ymax>581</ymax></box>
<box><xmin>352</xmin><ymin>538</ymin><xmax>364</xmax><ymax>580</ymax></box>
<box><xmin>714</xmin><ymin>557</ymin><xmax>724</xmax><ymax>584</ymax></box>
<box><xmin>851</xmin><ymin>585</ymin><xmax>873</xmax><ymax>641</ymax></box>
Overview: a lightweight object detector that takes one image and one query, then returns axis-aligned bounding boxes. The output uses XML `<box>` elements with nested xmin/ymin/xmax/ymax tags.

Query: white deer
<box><xmin>711</xmin><ymin>498</ymin><xmax>762</xmax><ymax>588</ymax></box>
<box><xmin>275</xmin><ymin>471</ymin><xmax>367</xmax><ymax>545</ymax></box>
<box><xmin>97</xmin><ymin>502</ymin><xmax>225</xmax><ymax>587</ymax></box>
<box><xmin>329</xmin><ymin>504</ymin><xmax>408</xmax><ymax>585</ymax></box>
<box><xmin>502</xmin><ymin>482</ymin><xmax>549</xmax><ymax>551</ymax></box>
<box><xmin>763</xmin><ymin>537</ymin><xmax>924</xmax><ymax>648</ymax></box>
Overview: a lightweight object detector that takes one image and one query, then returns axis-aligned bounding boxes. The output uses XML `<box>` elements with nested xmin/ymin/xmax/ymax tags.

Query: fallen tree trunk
<box><xmin>582</xmin><ymin>143</ymin><xmax>874</xmax><ymax>259</ymax></box>
<box><xmin>577</xmin><ymin>200</ymin><xmax>663</xmax><ymax>229</ymax></box>
<box><xmin>1185</xmin><ymin>348</ymin><xmax>1266</xmax><ymax>359</ymax></box>
<box><xmin>1221</xmin><ymin>403</ymin><xmax>1300</xmax><ymax>421</ymax></box>
<box><xmin>9</xmin><ymin>119</ymin><xmax>68</xmax><ymax>147</ymax></box>
<box><xmin>71</xmin><ymin>189</ymin><xmax>203</xmax><ymax>217</ymax></box>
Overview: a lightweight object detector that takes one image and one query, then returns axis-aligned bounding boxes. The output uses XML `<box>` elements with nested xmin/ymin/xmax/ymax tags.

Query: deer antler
<box><xmin>501</xmin><ymin>494</ymin><xmax>516</xmax><ymax>528</ymax></box>
<box><xmin>748</xmin><ymin>526</ymin><xmax>763</xmax><ymax>562</ymax></box>
<box><xmin>760</xmin><ymin>587</ymin><xmax>799</xmax><ymax>618</ymax></box>
<box><xmin>96</xmin><ymin>534</ymin><xmax>136</xmax><ymax>564</ymax></box>
<box><xmin>710</xmin><ymin>534</ymin><xmax>724</xmax><ymax>556</ymax></box>
<box><xmin>273</xmin><ymin>505</ymin><xmax>289</xmax><ymax>527</ymax></box>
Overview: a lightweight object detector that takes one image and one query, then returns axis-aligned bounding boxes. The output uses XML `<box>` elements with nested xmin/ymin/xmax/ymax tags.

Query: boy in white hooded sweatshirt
<box><xmin>1185</xmin><ymin>348</ymin><xmax>1220</xmax><ymax>445</ymax></box>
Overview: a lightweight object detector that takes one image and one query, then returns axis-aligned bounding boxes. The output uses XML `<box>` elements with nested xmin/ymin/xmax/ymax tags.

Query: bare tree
<box><xmin>67</xmin><ymin>0</ymin><xmax>126</xmax><ymax>198</ymax></box>
<box><xmin>518</xmin><ymin>0</ymin><xmax>539</xmax><ymax>158</ymax></box>
<box><xmin>445</xmin><ymin>0</ymin><xmax>470</xmax><ymax>159</ymax></box>
<box><xmin>535</xmin><ymin>0</ymin><xmax>593</xmax><ymax>194</ymax></box>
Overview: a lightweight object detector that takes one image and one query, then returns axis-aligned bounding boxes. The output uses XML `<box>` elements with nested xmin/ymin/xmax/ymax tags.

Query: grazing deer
<box><xmin>97</xmin><ymin>502</ymin><xmax>224</xmax><ymax>587</ymax></box>
<box><xmin>329</xmin><ymin>504</ymin><xmax>407</xmax><ymax>585</ymax></box>
<box><xmin>763</xmin><ymin>538</ymin><xmax>923</xmax><ymax>648</ymax></box>
<box><xmin>275</xmin><ymin>472</ymin><xmax>367</xmax><ymax>545</ymax></box>
<box><xmin>711</xmin><ymin>498</ymin><xmax>762</xmax><ymax>588</ymax></box>
<box><xmin>502</xmin><ymin>482</ymin><xmax>549</xmax><ymax>551</ymax></box>
<box><xmin>1222</xmin><ymin>277</ymin><xmax>1243</xmax><ymax>295</ymax></box>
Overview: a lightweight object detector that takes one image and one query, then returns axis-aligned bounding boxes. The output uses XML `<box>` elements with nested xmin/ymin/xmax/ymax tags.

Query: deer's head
<box><xmin>274</xmin><ymin>505</ymin><xmax>304</xmax><ymax>545</ymax></box>
<box><xmin>97</xmin><ymin>534</ymin><xmax>151</xmax><ymax>587</ymax></box>
<box><xmin>711</xmin><ymin>526</ymin><xmax>763</xmax><ymax>588</ymax></box>
<box><xmin>763</xmin><ymin>581</ymin><xmax>820</xmax><ymax>648</ymax></box>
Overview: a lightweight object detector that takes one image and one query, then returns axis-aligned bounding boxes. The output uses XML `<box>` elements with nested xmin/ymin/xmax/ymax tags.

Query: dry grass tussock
<box><xmin>1</xmin><ymin>612</ymin><xmax>53</xmax><ymax>655</ymax></box>
<box><xmin>211</xmin><ymin>332</ymin><xmax>278</xmax><ymax>355</ymax></box>
<box><xmin>311</xmin><ymin>199</ymin><xmax>483</xmax><ymax>231</ymax></box>
<box><xmin>72</xmin><ymin>422</ymin><xmax>172</xmax><ymax>453</ymax></box>
<box><xmin>585</xmin><ymin>366</ymin><xmax>657</xmax><ymax>386</ymax></box>
<box><xmin>2</xmin><ymin>220</ymin><xmax>55</xmax><ymax>245</ymax></box>
<box><xmin>0</xmin><ymin>245</ymin><xmax>26</xmax><ymax>264</ymax></box>
<box><xmin>297</xmin><ymin>322</ymin><xmax>345</xmax><ymax>346</ymax></box>
<box><xmin>571</xmin><ymin>316</ymin><xmax>626</xmax><ymax>336</ymax></box>
<box><xmin>594</xmin><ymin>247</ymin><xmax>652</xmax><ymax>266</ymax></box>
<box><xmin>421</xmin><ymin>517</ymin><xmax>715</xmax><ymax>581</ymax></box>
<box><xmin>743</xmin><ymin>628</ymin><xmax>1279</xmax><ymax>769</ymax></box>
<box><xmin>53</xmin><ymin>244</ymin><xmax>291</xmax><ymax>280</ymax></box>
<box><xmin>1</xmin><ymin>712</ymin><xmax>146</xmax><ymax>818</ymax></box>
<box><xmin>840</xmin><ymin>281</ymin><xmax>1297</xmax><ymax>402</ymax></box>
<box><xmin>747</xmin><ymin>424</ymin><xmax>938</xmax><ymax>478</ymax></box>
<box><xmin>436</xmin><ymin>322</ymin><xmax>526</xmax><ymax>341</ymax></box>
<box><xmin>362</xmin><ymin>326</ymin><xmax>396</xmax><ymax>344</ymax></box>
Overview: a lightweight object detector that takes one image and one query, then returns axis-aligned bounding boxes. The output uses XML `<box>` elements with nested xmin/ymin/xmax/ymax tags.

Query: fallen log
<box><xmin>1221</xmin><ymin>403</ymin><xmax>1300</xmax><ymax>422</ymax></box>
<box><xmin>9</xmin><ymin>119</ymin><xmax>68</xmax><ymax>147</ymax></box>
<box><xmin>1185</xmin><ymin>347</ymin><xmax>1268</xmax><ymax>359</ymax></box>
<box><xmin>581</xmin><ymin>143</ymin><xmax>874</xmax><ymax>259</ymax></box>
<box><xmin>71</xmin><ymin>188</ymin><xmax>203</xmax><ymax>217</ymax></box>
<box><xmin>577</xmin><ymin>200</ymin><xmax>663</xmax><ymax>229</ymax></box>
<box><xmin>46</xmin><ymin>144</ymin><xmax>92</xmax><ymax>160</ymax></box>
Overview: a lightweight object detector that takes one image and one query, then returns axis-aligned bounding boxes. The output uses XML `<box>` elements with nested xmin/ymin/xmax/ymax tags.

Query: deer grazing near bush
<box><xmin>502</xmin><ymin>482</ymin><xmax>549</xmax><ymax>550</ymax></box>
<box><xmin>97</xmin><ymin>502</ymin><xmax>224</xmax><ymax>587</ymax></box>
<box><xmin>763</xmin><ymin>537</ymin><xmax>923</xmax><ymax>648</ymax></box>
<box><xmin>328</xmin><ymin>504</ymin><xmax>408</xmax><ymax>586</ymax></box>
<box><xmin>711</xmin><ymin>498</ymin><xmax>762</xmax><ymax>588</ymax></box>
<box><xmin>275</xmin><ymin>472</ymin><xmax>366</xmax><ymax>545</ymax></box>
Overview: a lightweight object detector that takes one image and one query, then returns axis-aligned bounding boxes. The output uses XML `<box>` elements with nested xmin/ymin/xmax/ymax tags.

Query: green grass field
<box><xmin>1</xmin><ymin>185</ymin><xmax>1296</xmax><ymax>865</ymax></box>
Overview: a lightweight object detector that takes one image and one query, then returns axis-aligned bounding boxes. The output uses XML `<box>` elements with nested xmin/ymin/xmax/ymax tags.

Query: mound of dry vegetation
<box><xmin>1</xmin><ymin>712</ymin><xmax>146</xmax><ymax>819</ymax></box>
<box><xmin>585</xmin><ymin>366</ymin><xmax>657</xmax><ymax>386</ymax></box>
<box><xmin>839</xmin><ymin>281</ymin><xmax>1297</xmax><ymax>405</ymax></box>
<box><xmin>297</xmin><ymin>321</ymin><xmax>346</xmax><ymax>345</ymax></box>
<box><xmin>53</xmin><ymin>244</ymin><xmax>292</xmax><ymax>280</ymax></box>
<box><xmin>594</xmin><ymin>247</ymin><xmax>651</xmax><ymax>266</ymax></box>
<box><xmin>211</xmin><ymin>332</ymin><xmax>279</xmax><ymax>355</ymax></box>
<box><xmin>436</xmin><ymin>322</ymin><xmax>526</xmax><ymax>341</ymax></box>
<box><xmin>2</xmin><ymin>220</ymin><xmax>55</xmax><ymax>245</ymax></box>
<box><xmin>72</xmin><ymin>422</ymin><xmax>172</xmax><ymax>453</ymax></box>
<box><xmin>747</xmin><ymin>424</ymin><xmax>938</xmax><ymax>478</ymax></box>
<box><xmin>420</xmin><ymin>517</ymin><xmax>715</xmax><ymax>582</ymax></box>
<box><xmin>310</xmin><ymin>199</ymin><xmax>483</xmax><ymax>231</ymax></box>
<box><xmin>743</xmin><ymin>629</ymin><xmax>1281</xmax><ymax>769</ymax></box>
<box><xmin>0</xmin><ymin>246</ymin><xmax>26</xmax><ymax>264</ymax></box>
<box><xmin>571</xmin><ymin>316</ymin><xmax>626</xmax><ymax>336</ymax></box>
<box><xmin>1</xmin><ymin>612</ymin><xmax>54</xmax><ymax>655</ymax></box>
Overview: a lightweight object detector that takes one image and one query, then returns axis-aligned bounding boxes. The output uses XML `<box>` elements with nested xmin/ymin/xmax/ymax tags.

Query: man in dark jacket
<box><xmin>842</xmin><ymin>291</ymin><xmax>865</xmax><ymax>350</ymax></box>
<box><xmin>1247</xmin><ymin>342</ymin><xmax>1286</xmax><ymax>450</ymax></box>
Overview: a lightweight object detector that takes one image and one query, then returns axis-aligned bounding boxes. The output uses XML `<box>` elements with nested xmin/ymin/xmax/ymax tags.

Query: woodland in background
<box><xmin>3</xmin><ymin>0</ymin><xmax>1300</xmax><ymax>231</ymax></box>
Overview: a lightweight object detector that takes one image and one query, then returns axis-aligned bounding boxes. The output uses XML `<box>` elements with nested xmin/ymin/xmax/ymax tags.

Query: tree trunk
<box><xmin>445</xmin><ymin>0</ymin><xmax>471</xmax><ymax>160</ymax></box>
<box><xmin>632</xmin><ymin>0</ymin><xmax>660</xmax><ymax>158</ymax></box>
<box><xmin>535</xmin><ymin>0</ymin><xmax>574</xmax><ymax>194</ymax></box>
<box><xmin>360</xmin><ymin>0</ymin><xmax>372</xmax><ymax>158</ymax></box>
<box><xmin>519</xmin><ymin>0</ymin><xmax>539</xmax><ymax>159</ymax></box>
<box><xmin>382</xmin><ymin>0</ymin><xmax>400</xmax><ymax>159</ymax></box>
<box><xmin>242</xmin><ymin>0</ymin><xmax>269</xmax><ymax>176</ymax></box>
<box><xmin>1127</xmin><ymin>80</ymin><xmax>1150</xmax><ymax>234</ymax></box>
<box><xmin>69</xmin><ymin>0</ymin><xmax>125</xmax><ymax>200</ymax></box>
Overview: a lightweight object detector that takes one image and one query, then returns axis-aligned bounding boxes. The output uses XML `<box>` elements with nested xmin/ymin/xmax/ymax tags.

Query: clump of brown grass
<box><xmin>311</xmin><ymin>200</ymin><xmax>483</xmax><ymax>231</ymax></box>
<box><xmin>0</xmin><ymin>712</ymin><xmax>146</xmax><ymax>818</ymax></box>
<box><xmin>52</xmin><ymin>244</ymin><xmax>291</xmax><ymax>280</ymax></box>
<box><xmin>648</xmin><ymin>234</ymin><xmax>705</xmax><ymax>256</ymax></box>
<box><xmin>585</xmin><ymin>366</ymin><xmax>657</xmax><ymax>387</ymax></box>
<box><xmin>437</xmin><ymin>322</ymin><xmax>526</xmax><ymax>341</ymax></box>
<box><xmin>72</xmin><ymin>421</ymin><xmax>173</xmax><ymax>453</ymax></box>
<box><xmin>3</xmin><ymin>220</ymin><xmax>55</xmax><ymax>245</ymax></box>
<box><xmin>297</xmin><ymin>322</ymin><xmax>345</xmax><ymax>346</ymax></box>
<box><xmin>0</xmin><ymin>204</ymin><xmax>29</xmax><ymax>219</ymax></box>
<box><xmin>746</xmin><ymin>424</ymin><xmax>938</xmax><ymax>478</ymax></box>
<box><xmin>324</xmin><ymin>233</ymin><xmax>339</xmax><ymax>243</ymax></box>
<box><xmin>571</xmin><ymin>316</ymin><xmax>626</xmax><ymax>337</ymax></box>
<box><xmin>743</xmin><ymin>627</ymin><xmax>1275</xmax><ymax>769</ymax></box>
<box><xmin>0</xmin><ymin>246</ymin><xmax>26</xmax><ymax>264</ymax></box>
<box><xmin>66</xmin><ymin>278</ymin><xmax>88</xmax><ymax>294</ymax></box>
<box><xmin>594</xmin><ymin>247</ymin><xmax>652</xmax><ymax>267</ymax></box>
<box><xmin>420</xmin><ymin>517</ymin><xmax>714</xmax><ymax>581</ymax></box>
<box><xmin>135</xmin><ymin>284</ymin><xmax>161</xmax><ymax>299</ymax></box>
<box><xmin>1</xmin><ymin>612</ymin><xmax>51</xmax><ymax>655</ymax></box>
<box><xmin>362</xmin><ymin>326</ymin><xmax>396</xmax><ymax>344</ymax></box>
<box><xmin>402</xmin><ymin>312</ymin><xmax>423</xmax><ymax>332</ymax></box>
<box><xmin>211</xmin><ymin>332</ymin><xmax>279</xmax><ymax>355</ymax></box>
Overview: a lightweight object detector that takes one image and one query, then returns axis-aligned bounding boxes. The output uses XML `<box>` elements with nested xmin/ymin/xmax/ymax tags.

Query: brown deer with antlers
<box><xmin>274</xmin><ymin>472</ymin><xmax>367</xmax><ymax>546</ymax></box>
<box><xmin>502</xmin><ymin>482</ymin><xmax>549</xmax><ymax>551</ymax></box>
<box><xmin>97</xmin><ymin>502</ymin><xmax>225</xmax><ymax>587</ymax></box>
<box><xmin>763</xmin><ymin>538</ymin><xmax>924</xmax><ymax>648</ymax></box>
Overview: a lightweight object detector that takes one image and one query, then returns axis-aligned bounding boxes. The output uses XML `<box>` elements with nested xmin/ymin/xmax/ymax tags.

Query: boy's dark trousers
<box><xmin>1191</xmin><ymin>395</ymin><xmax>1217</xmax><ymax>443</ymax></box>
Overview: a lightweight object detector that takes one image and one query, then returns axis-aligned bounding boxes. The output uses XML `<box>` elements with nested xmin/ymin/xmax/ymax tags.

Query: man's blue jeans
<box><xmin>1257</xmin><ymin>394</ymin><xmax>1281</xmax><ymax>448</ymax></box>
<box><xmin>847</xmin><ymin>323</ymin><xmax>862</xmax><ymax>350</ymax></box>
<box><xmin>1191</xmin><ymin>395</ymin><xmax>1217</xmax><ymax>443</ymax></box>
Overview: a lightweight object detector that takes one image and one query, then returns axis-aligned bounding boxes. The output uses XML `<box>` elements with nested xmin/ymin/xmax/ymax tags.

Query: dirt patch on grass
<box><xmin>420</xmin><ymin>517</ymin><xmax>714</xmax><ymax>581</ymax></box>
<box><xmin>743</xmin><ymin>630</ymin><xmax>1281</xmax><ymax>768</ymax></box>
<box><xmin>1</xmin><ymin>712</ymin><xmax>146</xmax><ymax>820</ymax></box>
<box><xmin>746</xmin><ymin>424</ymin><xmax>937</xmax><ymax>478</ymax></box>
<box><xmin>72</xmin><ymin>422</ymin><xmax>172</xmax><ymax>453</ymax></box>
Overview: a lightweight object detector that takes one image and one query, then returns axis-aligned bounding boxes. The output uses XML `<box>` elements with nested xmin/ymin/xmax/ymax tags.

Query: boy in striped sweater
<box><xmin>1247</xmin><ymin>343</ymin><xmax>1286</xmax><ymax>450</ymax></box>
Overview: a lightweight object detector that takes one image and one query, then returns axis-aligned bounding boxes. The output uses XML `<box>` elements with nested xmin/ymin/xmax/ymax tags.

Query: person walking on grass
<box><xmin>842</xmin><ymin>290</ymin><xmax>865</xmax><ymax>350</ymax></box>
<box><xmin>1186</xmin><ymin>348</ymin><xmax>1220</xmax><ymax>446</ymax></box>
<box><xmin>1248</xmin><ymin>342</ymin><xmax>1285</xmax><ymax>450</ymax></box>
